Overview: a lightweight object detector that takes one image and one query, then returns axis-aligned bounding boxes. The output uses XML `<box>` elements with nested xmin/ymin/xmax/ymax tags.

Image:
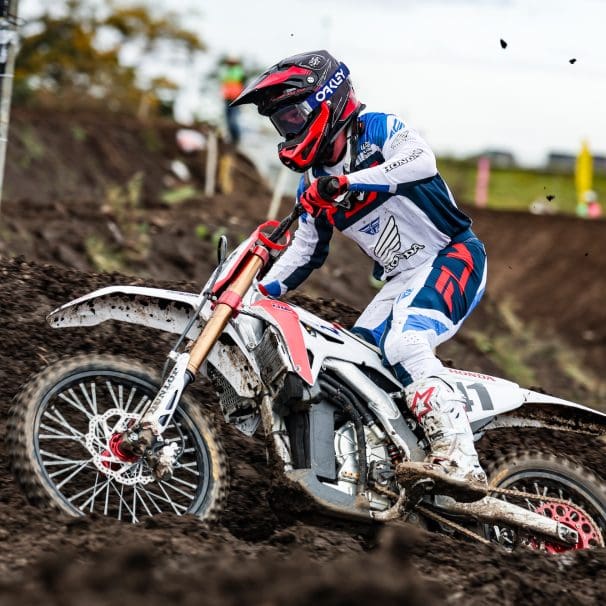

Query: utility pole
<box><xmin>0</xmin><ymin>0</ymin><xmax>19</xmax><ymax>213</ymax></box>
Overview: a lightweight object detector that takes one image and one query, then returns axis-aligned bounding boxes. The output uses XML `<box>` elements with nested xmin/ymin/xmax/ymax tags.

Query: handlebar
<box><xmin>268</xmin><ymin>203</ymin><xmax>305</xmax><ymax>243</ymax></box>
<box><xmin>266</xmin><ymin>179</ymin><xmax>385</xmax><ymax>245</ymax></box>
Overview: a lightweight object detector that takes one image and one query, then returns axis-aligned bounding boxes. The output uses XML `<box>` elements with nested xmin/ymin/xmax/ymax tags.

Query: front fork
<box><xmin>116</xmin><ymin>251</ymin><xmax>267</xmax><ymax>479</ymax></box>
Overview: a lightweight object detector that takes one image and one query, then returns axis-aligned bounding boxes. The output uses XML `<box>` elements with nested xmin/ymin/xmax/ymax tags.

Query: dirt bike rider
<box><xmin>231</xmin><ymin>50</ymin><xmax>487</xmax><ymax>486</ymax></box>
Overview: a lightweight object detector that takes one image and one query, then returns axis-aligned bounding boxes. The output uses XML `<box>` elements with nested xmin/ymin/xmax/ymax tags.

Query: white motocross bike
<box><xmin>8</xmin><ymin>197</ymin><xmax>606</xmax><ymax>553</ymax></box>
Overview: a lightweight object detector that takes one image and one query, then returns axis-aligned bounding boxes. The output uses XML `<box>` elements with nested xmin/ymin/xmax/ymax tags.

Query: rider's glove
<box><xmin>300</xmin><ymin>176</ymin><xmax>349</xmax><ymax>225</ymax></box>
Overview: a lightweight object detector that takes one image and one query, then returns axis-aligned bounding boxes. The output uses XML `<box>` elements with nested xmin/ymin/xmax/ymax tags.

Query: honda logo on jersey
<box><xmin>374</xmin><ymin>215</ymin><xmax>425</xmax><ymax>273</ymax></box>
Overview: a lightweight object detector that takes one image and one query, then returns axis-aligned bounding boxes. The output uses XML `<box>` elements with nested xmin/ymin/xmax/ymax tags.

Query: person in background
<box><xmin>219</xmin><ymin>55</ymin><xmax>246</xmax><ymax>145</ymax></box>
<box><xmin>586</xmin><ymin>191</ymin><xmax>602</xmax><ymax>219</ymax></box>
<box><xmin>232</xmin><ymin>50</ymin><xmax>487</xmax><ymax>487</ymax></box>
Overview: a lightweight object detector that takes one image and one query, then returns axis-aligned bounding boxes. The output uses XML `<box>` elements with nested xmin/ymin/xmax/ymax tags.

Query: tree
<box><xmin>14</xmin><ymin>0</ymin><xmax>205</xmax><ymax>113</ymax></box>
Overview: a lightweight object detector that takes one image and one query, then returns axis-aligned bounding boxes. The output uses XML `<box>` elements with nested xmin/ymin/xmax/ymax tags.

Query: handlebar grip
<box><xmin>322</xmin><ymin>177</ymin><xmax>341</xmax><ymax>197</ymax></box>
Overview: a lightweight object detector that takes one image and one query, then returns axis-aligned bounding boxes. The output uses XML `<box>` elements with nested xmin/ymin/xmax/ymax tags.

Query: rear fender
<box><xmin>47</xmin><ymin>286</ymin><xmax>206</xmax><ymax>339</ymax></box>
<box><xmin>484</xmin><ymin>389</ymin><xmax>606</xmax><ymax>435</ymax></box>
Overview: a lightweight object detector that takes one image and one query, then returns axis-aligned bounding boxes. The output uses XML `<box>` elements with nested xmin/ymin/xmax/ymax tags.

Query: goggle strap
<box><xmin>304</xmin><ymin>63</ymin><xmax>350</xmax><ymax>111</ymax></box>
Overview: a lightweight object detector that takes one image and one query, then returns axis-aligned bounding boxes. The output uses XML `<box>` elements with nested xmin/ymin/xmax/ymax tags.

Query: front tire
<box><xmin>7</xmin><ymin>354</ymin><xmax>229</xmax><ymax>523</ymax></box>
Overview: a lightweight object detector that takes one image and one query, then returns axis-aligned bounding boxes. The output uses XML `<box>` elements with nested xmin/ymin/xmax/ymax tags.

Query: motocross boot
<box><xmin>404</xmin><ymin>376</ymin><xmax>487</xmax><ymax>485</ymax></box>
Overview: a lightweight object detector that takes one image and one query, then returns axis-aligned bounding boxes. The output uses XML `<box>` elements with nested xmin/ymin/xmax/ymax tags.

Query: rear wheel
<box><xmin>7</xmin><ymin>354</ymin><xmax>228</xmax><ymax>523</ymax></box>
<box><xmin>484</xmin><ymin>450</ymin><xmax>606</xmax><ymax>551</ymax></box>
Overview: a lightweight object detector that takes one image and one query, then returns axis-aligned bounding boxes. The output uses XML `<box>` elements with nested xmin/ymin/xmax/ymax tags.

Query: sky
<box><xmin>20</xmin><ymin>0</ymin><xmax>606</xmax><ymax>167</ymax></box>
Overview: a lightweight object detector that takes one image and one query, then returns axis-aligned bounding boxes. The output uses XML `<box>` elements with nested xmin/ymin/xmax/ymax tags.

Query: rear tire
<box><xmin>484</xmin><ymin>449</ymin><xmax>606</xmax><ymax>550</ymax></box>
<box><xmin>7</xmin><ymin>354</ymin><xmax>229</xmax><ymax>523</ymax></box>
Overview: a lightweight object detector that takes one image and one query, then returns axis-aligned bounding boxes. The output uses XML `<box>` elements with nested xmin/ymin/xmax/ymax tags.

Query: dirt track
<box><xmin>1</xmin><ymin>257</ymin><xmax>606</xmax><ymax>605</ymax></box>
<box><xmin>1</xmin><ymin>106</ymin><xmax>606</xmax><ymax>604</ymax></box>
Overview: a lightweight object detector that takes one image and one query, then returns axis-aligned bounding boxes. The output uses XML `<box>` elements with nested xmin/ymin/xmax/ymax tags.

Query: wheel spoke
<box><xmin>39</xmin><ymin>422</ymin><xmax>81</xmax><ymax>440</ymax></box>
<box><xmin>67</xmin><ymin>482</ymin><xmax>98</xmax><ymax>503</ymax></box>
<box><xmin>154</xmin><ymin>481</ymin><xmax>189</xmax><ymax>514</ymax></box>
<box><xmin>76</xmin><ymin>476</ymin><xmax>112</xmax><ymax>509</ymax></box>
<box><xmin>111</xmin><ymin>482</ymin><xmax>138</xmax><ymax>523</ymax></box>
<box><xmin>177</xmin><ymin>461</ymin><xmax>201</xmax><ymax>476</ymax></box>
<box><xmin>78</xmin><ymin>382</ymin><xmax>98</xmax><ymax>416</ymax></box>
<box><xmin>124</xmin><ymin>386</ymin><xmax>137</xmax><ymax>412</ymax></box>
<box><xmin>56</xmin><ymin>459</ymin><xmax>93</xmax><ymax>489</ymax></box>
<box><xmin>90</xmin><ymin>472</ymin><xmax>100</xmax><ymax>512</ymax></box>
<box><xmin>170</xmin><ymin>475</ymin><xmax>199</xmax><ymax>490</ymax></box>
<box><xmin>39</xmin><ymin>430</ymin><xmax>84</xmax><ymax>442</ymax></box>
<box><xmin>59</xmin><ymin>389</ymin><xmax>93</xmax><ymax>419</ymax></box>
<box><xmin>105</xmin><ymin>381</ymin><xmax>122</xmax><ymax>409</ymax></box>
<box><xmin>134</xmin><ymin>485</ymin><xmax>154</xmax><ymax>517</ymax></box>
<box><xmin>43</xmin><ymin>408</ymin><xmax>84</xmax><ymax>438</ymax></box>
<box><xmin>132</xmin><ymin>395</ymin><xmax>150</xmax><ymax>414</ymax></box>
<box><xmin>159</xmin><ymin>479</ymin><xmax>194</xmax><ymax>500</ymax></box>
<box><xmin>137</xmin><ymin>485</ymin><xmax>164</xmax><ymax>514</ymax></box>
<box><xmin>49</xmin><ymin>459</ymin><xmax>94</xmax><ymax>479</ymax></box>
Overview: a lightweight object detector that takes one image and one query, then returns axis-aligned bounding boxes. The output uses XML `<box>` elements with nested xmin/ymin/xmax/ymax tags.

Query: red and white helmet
<box><xmin>231</xmin><ymin>50</ymin><xmax>361</xmax><ymax>172</ymax></box>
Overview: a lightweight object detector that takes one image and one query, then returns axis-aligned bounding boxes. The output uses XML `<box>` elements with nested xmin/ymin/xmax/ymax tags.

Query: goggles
<box><xmin>269</xmin><ymin>62</ymin><xmax>350</xmax><ymax>140</ymax></box>
<box><xmin>270</xmin><ymin>102</ymin><xmax>314</xmax><ymax>139</ymax></box>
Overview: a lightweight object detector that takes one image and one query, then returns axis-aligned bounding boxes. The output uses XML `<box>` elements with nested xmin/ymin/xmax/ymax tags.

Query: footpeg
<box><xmin>406</xmin><ymin>478</ymin><xmax>436</xmax><ymax>508</ymax></box>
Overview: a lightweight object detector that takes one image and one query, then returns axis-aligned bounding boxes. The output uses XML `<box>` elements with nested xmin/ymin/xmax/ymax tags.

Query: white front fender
<box><xmin>47</xmin><ymin>286</ymin><xmax>206</xmax><ymax>339</ymax></box>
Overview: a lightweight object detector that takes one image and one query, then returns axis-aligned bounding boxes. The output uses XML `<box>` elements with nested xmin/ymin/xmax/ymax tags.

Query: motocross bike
<box><xmin>8</xmin><ymin>183</ymin><xmax>606</xmax><ymax>552</ymax></box>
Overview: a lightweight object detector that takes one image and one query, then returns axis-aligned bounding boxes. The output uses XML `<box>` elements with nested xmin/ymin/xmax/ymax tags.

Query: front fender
<box><xmin>47</xmin><ymin>286</ymin><xmax>205</xmax><ymax>339</ymax></box>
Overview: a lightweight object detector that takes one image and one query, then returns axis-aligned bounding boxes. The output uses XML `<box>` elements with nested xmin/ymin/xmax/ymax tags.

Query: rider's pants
<box><xmin>352</xmin><ymin>233</ymin><xmax>487</xmax><ymax>385</ymax></box>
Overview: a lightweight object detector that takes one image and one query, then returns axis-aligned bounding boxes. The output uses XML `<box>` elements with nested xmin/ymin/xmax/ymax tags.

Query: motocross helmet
<box><xmin>231</xmin><ymin>50</ymin><xmax>361</xmax><ymax>172</ymax></box>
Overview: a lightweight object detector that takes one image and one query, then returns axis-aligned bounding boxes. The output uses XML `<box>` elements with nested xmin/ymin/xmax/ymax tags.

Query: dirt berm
<box><xmin>0</xmin><ymin>106</ymin><xmax>605</xmax><ymax>604</ymax></box>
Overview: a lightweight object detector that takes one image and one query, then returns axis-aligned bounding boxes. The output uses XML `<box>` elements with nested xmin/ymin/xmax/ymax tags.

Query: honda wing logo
<box><xmin>358</xmin><ymin>217</ymin><xmax>380</xmax><ymax>235</ymax></box>
<box><xmin>374</xmin><ymin>215</ymin><xmax>425</xmax><ymax>273</ymax></box>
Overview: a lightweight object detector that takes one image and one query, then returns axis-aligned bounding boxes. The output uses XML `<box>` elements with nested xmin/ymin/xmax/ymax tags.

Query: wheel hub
<box><xmin>102</xmin><ymin>431</ymin><xmax>140</xmax><ymax>468</ymax></box>
<box><xmin>85</xmin><ymin>408</ymin><xmax>154</xmax><ymax>485</ymax></box>
<box><xmin>530</xmin><ymin>501</ymin><xmax>602</xmax><ymax>553</ymax></box>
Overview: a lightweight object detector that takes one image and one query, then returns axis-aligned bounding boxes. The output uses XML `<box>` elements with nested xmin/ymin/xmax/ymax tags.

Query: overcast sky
<box><xmin>21</xmin><ymin>0</ymin><xmax>606</xmax><ymax>166</ymax></box>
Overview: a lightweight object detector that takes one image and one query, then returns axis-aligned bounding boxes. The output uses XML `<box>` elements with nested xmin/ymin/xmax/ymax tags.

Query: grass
<box><xmin>438</xmin><ymin>158</ymin><xmax>606</xmax><ymax>214</ymax></box>
<box><xmin>84</xmin><ymin>236</ymin><xmax>125</xmax><ymax>273</ymax></box>
<box><xmin>465</xmin><ymin>298</ymin><xmax>604</xmax><ymax>404</ymax></box>
<box><xmin>18</xmin><ymin>127</ymin><xmax>46</xmax><ymax>168</ymax></box>
<box><xmin>161</xmin><ymin>185</ymin><xmax>200</xmax><ymax>205</ymax></box>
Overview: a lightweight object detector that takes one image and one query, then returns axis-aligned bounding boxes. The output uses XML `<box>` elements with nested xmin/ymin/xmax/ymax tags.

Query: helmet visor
<box><xmin>270</xmin><ymin>102</ymin><xmax>313</xmax><ymax>139</ymax></box>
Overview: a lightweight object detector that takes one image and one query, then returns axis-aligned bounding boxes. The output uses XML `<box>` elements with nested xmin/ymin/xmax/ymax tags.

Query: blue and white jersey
<box><xmin>262</xmin><ymin>111</ymin><xmax>473</xmax><ymax>297</ymax></box>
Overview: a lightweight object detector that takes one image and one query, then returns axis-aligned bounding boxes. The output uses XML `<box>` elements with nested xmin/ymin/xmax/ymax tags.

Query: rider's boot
<box><xmin>402</xmin><ymin>376</ymin><xmax>487</xmax><ymax>490</ymax></box>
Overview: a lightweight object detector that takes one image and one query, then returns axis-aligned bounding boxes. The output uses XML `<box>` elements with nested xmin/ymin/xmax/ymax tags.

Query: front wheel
<box><xmin>7</xmin><ymin>354</ymin><xmax>229</xmax><ymax>523</ymax></box>
<box><xmin>484</xmin><ymin>450</ymin><xmax>606</xmax><ymax>551</ymax></box>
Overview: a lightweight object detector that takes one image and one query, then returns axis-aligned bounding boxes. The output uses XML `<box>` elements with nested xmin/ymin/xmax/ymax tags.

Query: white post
<box><xmin>204</xmin><ymin>130</ymin><xmax>218</xmax><ymax>197</ymax></box>
<box><xmin>0</xmin><ymin>0</ymin><xmax>19</xmax><ymax>213</ymax></box>
<box><xmin>267</xmin><ymin>165</ymin><xmax>289</xmax><ymax>220</ymax></box>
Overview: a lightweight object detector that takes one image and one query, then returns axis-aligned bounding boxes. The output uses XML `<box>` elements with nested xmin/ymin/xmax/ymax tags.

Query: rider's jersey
<box><xmin>262</xmin><ymin>110</ymin><xmax>473</xmax><ymax>297</ymax></box>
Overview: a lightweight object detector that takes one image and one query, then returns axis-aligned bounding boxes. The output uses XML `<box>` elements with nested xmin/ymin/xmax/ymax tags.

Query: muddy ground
<box><xmin>0</xmin><ymin>106</ymin><xmax>605</xmax><ymax>604</ymax></box>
